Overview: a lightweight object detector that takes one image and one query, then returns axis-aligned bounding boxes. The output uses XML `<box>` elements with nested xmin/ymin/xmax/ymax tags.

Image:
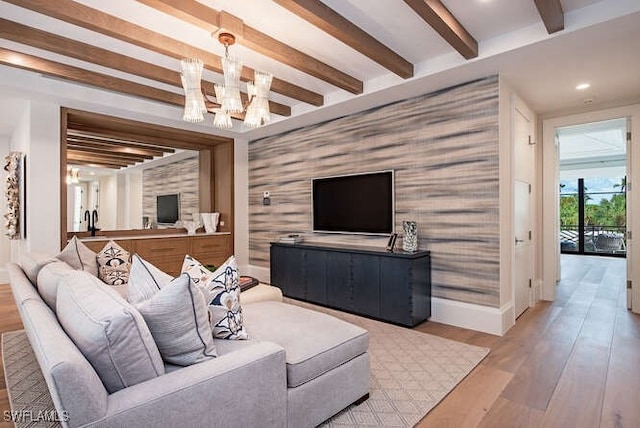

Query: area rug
<box><xmin>2</xmin><ymin>331</ymin><xmax>61</xmax><ymax>428</ymax></box>
<box><xmin>286</xmin><ymin>299</ymin><xmax>490</xmax><ymax>427</ymax></box>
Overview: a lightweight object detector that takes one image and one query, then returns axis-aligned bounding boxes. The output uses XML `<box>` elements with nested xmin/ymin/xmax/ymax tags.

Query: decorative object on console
<box><xmin>279</xmin><ymin>234</ymin><xmax>302</xmax><ymax>244</ymax></box>
<box><xmin>402</xmin><ymin>221</ymin><xmax>418</xmax><ymax>252</ymax></box>
<box><xmin>4</xmin><ymin>151</ymin><xmax>23</xmax><ymax>240</ymax></box>
<box><xmin>182</xmin><ymin>255</ymin><xmax>248</xmax><ymax>340</ymax></box>
<box><xmin>97</xmin><ymin>240</ymin><xmax>131</xmax><ymax>286</ymax></box>
<box><xmin>180</xmin><ymin>32</ymin><xmax>273</xmax><ymax>130</ymax></box>
<box><xmin>201</xmin><ymin>212</ymin><xmax>220</xmax><ymax>233</ymax></box>
<box><xmin>180</xmin><ymin>220</ymin><xmax>202</xmax><ymax>235</ymax></box>
<box><xmin>386</xmin><ymin>233</ymin><xmax>398</xmax><ymax>252</ymax></box>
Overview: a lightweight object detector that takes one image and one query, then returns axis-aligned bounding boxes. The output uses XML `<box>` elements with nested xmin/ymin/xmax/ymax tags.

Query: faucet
<box><xmin>84</xmin><ymin>209</ymin><xmax>100</xmax><ymax>236</ymax></box>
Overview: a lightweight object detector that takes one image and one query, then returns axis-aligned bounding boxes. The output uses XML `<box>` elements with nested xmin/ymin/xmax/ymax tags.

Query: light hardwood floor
<box><xmin>417</xmin><ymin>254</ymin><xmax>639</xmax><ymax>427</ymax></box>
<box><xmin>0</xmin><ymin>255</ymin><xmax>638</xmax><ymax>427</ymax></box>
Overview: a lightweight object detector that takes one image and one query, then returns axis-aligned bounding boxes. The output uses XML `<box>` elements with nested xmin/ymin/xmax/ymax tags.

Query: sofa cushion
<box><xmin>182</xmin><ymin>255</ymin><xmax>248</xmax><ymax>340</ymax></box>
<box><xmin>57</xmin><ymin>236</ymin><xmax>98</xmax><ymax>276</ymax></box>
<box><xmin>97</xmin><ymin>240</ymin><xmax>131</xmax><ymax>286</ymax></box>
<box><xmin>56</xmin><ymin>271</ymin><xmax>165</xmax><ymax>393</ymax></box>
<box><xmin>127</xmin><ymin>254</ymin><xmax>173</xmax><ymax>305</ymax></box>
<box><xmin>36</xmin><ymin>260</ymin><xmax>75</xmax><ymax>310</ymax></box>
<box><xmin>242</xmin><ymin>301</ymin><xmax>369</xmax><ymax>388</ymax></box>
<box><xmin>21</xmin><ymin>252</ymin><xmax>57</xmax><ymax>284</ymax></box>
<box><xmin>132</xmin><ymin>272</ymin><xmax>218</xmax><ymax>366</ymax></box>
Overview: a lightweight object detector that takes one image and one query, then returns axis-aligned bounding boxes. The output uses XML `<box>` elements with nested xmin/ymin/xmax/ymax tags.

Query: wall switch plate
<box><xmin>263</xmin><ymin>197</ymin><xmax>271</xmax><ymax>206</ymax></box>
<box><xmin>263</xmin><ymin>191</ymin><xmax>270</xmax><ymax>198</ymax></box>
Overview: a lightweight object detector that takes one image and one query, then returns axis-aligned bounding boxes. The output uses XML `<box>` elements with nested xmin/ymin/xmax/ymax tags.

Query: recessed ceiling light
<box><xmin>576</xmin><ymin>83</ymin><xmax>590</xmax><ymax>90</ymax></box>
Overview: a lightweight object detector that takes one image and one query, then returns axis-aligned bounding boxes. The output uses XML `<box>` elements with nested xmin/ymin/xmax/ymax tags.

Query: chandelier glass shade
<box><xmin>179</xmin><ymin>32</ymin><xmax>272</xmax><ymax>130</ymax></box>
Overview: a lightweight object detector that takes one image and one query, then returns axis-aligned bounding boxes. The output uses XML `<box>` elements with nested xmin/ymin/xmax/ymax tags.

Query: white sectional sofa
<box><xmin>7</xmin><ymin>253</ymin><xmax>370</xmax><ymax>428</ymax></box>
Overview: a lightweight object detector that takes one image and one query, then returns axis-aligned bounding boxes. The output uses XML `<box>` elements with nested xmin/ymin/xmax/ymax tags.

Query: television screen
<box><xmin>157</xmin><ymin>193</ymin><xmax>180</xmax><ymax>224</ymax></box>
<box><xmin>312</xmin><ymin>171</ymin><xmax>394</xmax><ymax>235</ymax></box>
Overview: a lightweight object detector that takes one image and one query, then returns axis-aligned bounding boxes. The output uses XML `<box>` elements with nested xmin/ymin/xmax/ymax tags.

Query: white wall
<box><xmin>99</xmin><ymin>175</ymin><xmax>117</xmax><ymax>231</ymax></box>
<box><xmin>0</xmin><ymin>136</ymin><xmax>10</xmax><ymax>282</ymax></box>
<box><xmin>125</xmin><ymin>171</ymin><xmax>143</xmax><ymax>230</ymax></box>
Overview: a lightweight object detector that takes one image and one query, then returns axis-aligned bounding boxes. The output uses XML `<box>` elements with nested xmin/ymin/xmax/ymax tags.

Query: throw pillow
<box><xmin>127</xmin><ymin>254</ymin><xmax>173</xmax><ymax>305</ymax></box>
<box><xmin>134</xmin><ymin>273</ymin><xmax>217</xmax><ymax>366</ymax></box>
<box><xmin>21</xmin><ymin>252</ymin><xmax>57</xmax><ymax>284</ymax></box>
<box><xmin>97</xmin><ymin>240</ymin><xmax>131</xmax><ymax>286</ymax></box>
<box><xmin>36</xmin><ymin>260</ymin><xmax>75</xmax><ymax>310</ymax></box>
<box><xmin>182</xmin><ymin>255</ymin><xmax>248</xmax><ymax>340</ymax></box>
<box><xmin>56</xmin><ymin>271</ymin><xmax>164</xmax><ymax>393</ymax></box>
<box><xmin>57</xmin><ymin>236</ymin><xmax>98</xmax><ymax>276</ymax></box>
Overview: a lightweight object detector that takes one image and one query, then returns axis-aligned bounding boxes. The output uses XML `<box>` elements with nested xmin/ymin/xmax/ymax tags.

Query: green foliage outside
<box><xmin>559</xmin><ymin>178</ymin><xmax>626</xmax><ymax>228</ymax></box>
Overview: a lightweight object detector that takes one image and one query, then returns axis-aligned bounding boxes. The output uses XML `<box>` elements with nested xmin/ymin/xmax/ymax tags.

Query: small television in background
<box><xmin>312</xmin><ymin>170</ymin><xmax>394</xmax><ymax>235</ymax></box>
<box><xmin>157</xmin><ymin>193</ymin><xmax>180</xmax><ymax>224</ymax></box>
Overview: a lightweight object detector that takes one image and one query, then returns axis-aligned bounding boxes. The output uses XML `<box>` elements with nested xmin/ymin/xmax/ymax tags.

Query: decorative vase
<box><xmin>402</xmin><ymin>221</ymin><xmax>418</xmax><ymax>252</ymax></box>
<box><xmin>201</xmin><ymin>212</ymin><xmax>220</xmax><ymax>233</ymax></box>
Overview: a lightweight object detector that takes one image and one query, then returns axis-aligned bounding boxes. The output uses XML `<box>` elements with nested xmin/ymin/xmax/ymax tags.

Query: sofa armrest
<box><xmin>83</xmin><ymin>342</ymin><xmax>286</xmax><ymax>428</ymax></box>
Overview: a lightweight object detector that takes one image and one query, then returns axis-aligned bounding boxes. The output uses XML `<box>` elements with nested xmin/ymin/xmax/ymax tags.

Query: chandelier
<box><xmin>180</xmin><ymin>32</ymin><xmax>273</xmax><ymax>129</ymax></box>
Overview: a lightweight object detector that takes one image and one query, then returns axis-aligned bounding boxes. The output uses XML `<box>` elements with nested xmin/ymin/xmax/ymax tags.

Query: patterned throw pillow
<box><xmin>97</xmin><ymin>241</ymin><xmax>131</xmax><ymax>286</ymax></box>
<box><xmin>128</xmin><ymin>255</ymin><xmax>217</xmax><ymax>365</ymax></box>
<box><xmin>182</xmin><ymin>255</ymin><xmax>248</xmax><ymax>340</ymax></box>
<box><xmin>57</xmin><ymin>236</ymin><xmax>98</xmax><ymax>276</ymax></box>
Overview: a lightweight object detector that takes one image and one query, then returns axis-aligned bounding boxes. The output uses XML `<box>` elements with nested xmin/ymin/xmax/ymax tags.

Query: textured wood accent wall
<box><xmin>143</xmin><ymin>155</ymin><xmax>200</xmax><ymax>224</ymax></box>
<box><xmin>249</xmin><ymin>76</ymin><xmax>500</xmax><ymax>307</ymax></box>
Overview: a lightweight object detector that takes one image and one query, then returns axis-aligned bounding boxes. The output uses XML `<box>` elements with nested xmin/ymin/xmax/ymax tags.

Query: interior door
<box><xmin>515</xmin><ymin>179</ymin><xmax>533</xmax><ymax>317</ymax></box>
<box><xmin>513</xmin><ymin>105</ymin><xmax>535</xmax><ymax>318</ymax></box>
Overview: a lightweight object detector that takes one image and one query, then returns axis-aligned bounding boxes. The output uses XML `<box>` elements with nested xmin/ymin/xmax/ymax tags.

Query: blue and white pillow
<box><xmin>182</xmin><ymin>255</ymin><xmax>248</xmax><ymax>340</ymax></box>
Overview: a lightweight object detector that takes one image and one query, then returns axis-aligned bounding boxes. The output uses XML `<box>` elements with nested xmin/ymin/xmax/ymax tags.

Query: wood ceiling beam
<box><xmin>534</xmin><ymin>0</ymin><xmax>564</xmax><ymax>34</ymax></box>
<box><xmin>66</xmin><ymin>137</ymin><xmax>170</xmax><ymax>157</ymax></box>
<box><xmin>3</xmin><ymin>0</ymin><xmax>323</xmax><ymax>106</ymax></box>
<box><xmin>66</xmin><ymin>144</ymin><xmax>154</xmax><ymax>161</ymax></box>
<box><xmin>67</xmin><ymin>151</ymin><xmax>136</xmax><ymax>166</ymax></box>
<box><xmin>0</xmin><ymin>18</ymin><xmax>291</xmax><ymax>117</ymax></box>
<box><xmin>137</xmin><ymin>1</ymin><xmax>363</xmax><ymax>94</ymax></box>
<box><xmin>68</xmin><ymin>159</ymin><xmax>125</xmax><ymax>170</ymax></box>
<box><xmin>401</xmin><ymin>0</ymin><xmax>478</xmax><ymax>59</ymax></box>
<box><xmin>272</xmin><ymin>0</ymin><xmax>413</xmax><ymax>79</ymax></box>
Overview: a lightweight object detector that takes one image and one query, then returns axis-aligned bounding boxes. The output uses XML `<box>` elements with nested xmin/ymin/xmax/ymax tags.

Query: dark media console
<box><xmin>270</xmin><ymin>242</ymin><xmax>431</xmax><ymax>327</ymax></box>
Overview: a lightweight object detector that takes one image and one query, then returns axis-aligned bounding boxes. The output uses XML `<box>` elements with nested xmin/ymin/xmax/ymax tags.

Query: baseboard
<box><xmin>247</xmin><ymin>264</ymin><xmax>512</xmax><ymax>335</ymax></box>
<box><xmin>430</xmin><ymin>297</ymin><xmax>513</xmax><ymax>336</ymax></box>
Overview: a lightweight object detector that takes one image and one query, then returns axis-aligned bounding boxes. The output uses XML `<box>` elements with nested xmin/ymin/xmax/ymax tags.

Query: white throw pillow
<box><xmin>57</xmin><ymin>236</ymin><xmax>98</xmax><ymax>276</ymax></box>
<box><xmin>36</xmin><ymin>260</ymin><xmax>75</xmax><ymax>310</ymax></box>
<box><xmin>128</xmin><ymin>255</ymin><xmax>217</xmax><ymax>365</ymax></box>
<box><xmin>97</xmin><ymin>240</ymin><xmax>131</xmax><ymax>286</ymax></box>
<box><xmin>56</xmin><ymin>271</ymin><xmax>164</xmax><ymax>393</ymax></box>
<box><xmin>182</xmin><ymin>255</ymin><xmax>248</xmax><ymax>340</ymax></box>
<box><xmin>127</xmin><ymin>254</ymin><xmax>173</xmax><ymax>305</ymax></box>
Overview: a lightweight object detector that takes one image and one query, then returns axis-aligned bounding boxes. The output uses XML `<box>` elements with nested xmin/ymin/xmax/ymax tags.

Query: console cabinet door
<box><xmin>326</xmin><ymin>252</ymin><xmax>352</xmax><ymax>310</ymax></box>
<box><xmin>305</xmin><ymin>249</ymin><xmax>328</xmax><ymax>305</ymax></box>
<box><xmin>379</xmin><ymin>257</ymin><xmax>412</xmax><ymax>326</ymax></box>
<box><xmin>270</xmin><ymin>245</ymin><xmax>305</xmax><ymax>299</ymax></box>
<box><xmin>352</xmin><ymin>254</ymin><xmax>380</xmax><ymax>318</ymax></box>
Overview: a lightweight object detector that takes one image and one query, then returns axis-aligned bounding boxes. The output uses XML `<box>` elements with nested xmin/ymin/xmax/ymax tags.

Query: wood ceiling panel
<box><xmin>3</xmin><ymin>0</ymin><xmax>324</xmax><ymax>106</ymax></box>
<box><xmin>534</xmin><ymin>0</ymin><xmax>565</xmax><ymax>34</ymax></box>
<box><xmin>66</xmin><ymin>137</ymin><xmax>172</xmax><ymax>157</ymax></box>
<box><xmin>138</xmin><ymin>1</ymin><xmax>364</xmax><ymax>94</ymax></box>
<box><xmin>0</xmin><ymin>18</ymin><xmax>291</xmax><ymax>117</ymax></box>
<box><xmin>66</xmin><ymin>144</ymin><xmax>153</xmax><ymax>162</ymax></box>
<box><xmin>402</xmin><ymin>0</ymin><xmax>478</xmax><ymax>59</ymax></box>
<box><xmin>273</xmin><ymin>0</ymin><xmax>414</xmax><ymax>78</ymax></box>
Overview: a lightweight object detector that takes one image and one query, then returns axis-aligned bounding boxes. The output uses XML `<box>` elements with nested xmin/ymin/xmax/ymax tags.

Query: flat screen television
<box><xmin>157</xmin><ymin>193</ymin><xmax>180</xmax><ymax>224</ymax></box>
<box><xmin>312</xmin><ymin>170</ymin><xmax>394</xmax><ymax>235</ymax></box>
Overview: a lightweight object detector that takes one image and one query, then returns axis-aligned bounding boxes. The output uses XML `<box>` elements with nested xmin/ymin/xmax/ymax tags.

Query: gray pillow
<box><xmin>36</xmin><ymin>260</ymin><xmax>74</xmax><ymax>310</ymax></box>
<box><xmin>21</xmin><ymin>252</ymin><xmax>57</xmax><ymax>284</ymax></box>
<box><xmin>134</xmin><ymin>273</ymin><xmax>217</xmax><ymax>366</ymax></box>
<box><xmin>127</xmin><ymin>254</ymin><xmax>173</xmax><ymax>305</ymax></box>
<box><xmin>57</xmin><ymin>236</ymin><xmax>98</xmax><ymax>276</ymax></box>
<box><xmin>56</xmin><ymin>271</ymin><xmax>165</xmax><ymax>393</ymax></box>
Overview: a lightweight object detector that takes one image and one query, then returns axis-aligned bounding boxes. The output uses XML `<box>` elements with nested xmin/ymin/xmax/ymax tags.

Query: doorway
<box><xmin>557</xmin><ymin>118</ymin><xmax>627</xmax><ymax>258</ymax></box>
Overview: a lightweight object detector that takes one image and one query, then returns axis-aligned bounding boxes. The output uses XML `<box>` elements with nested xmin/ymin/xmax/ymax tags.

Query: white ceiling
<box><xmin>1</xmin><ymin>0</ymin><xmax>639</xmax><ymax>140</ymax></box>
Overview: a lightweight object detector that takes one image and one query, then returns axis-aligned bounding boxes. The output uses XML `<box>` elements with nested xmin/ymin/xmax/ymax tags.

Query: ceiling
<box><xmin>0</xmin><ymin>0</ymin><xmax>639</xmax><ymax>143</ymax></box>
